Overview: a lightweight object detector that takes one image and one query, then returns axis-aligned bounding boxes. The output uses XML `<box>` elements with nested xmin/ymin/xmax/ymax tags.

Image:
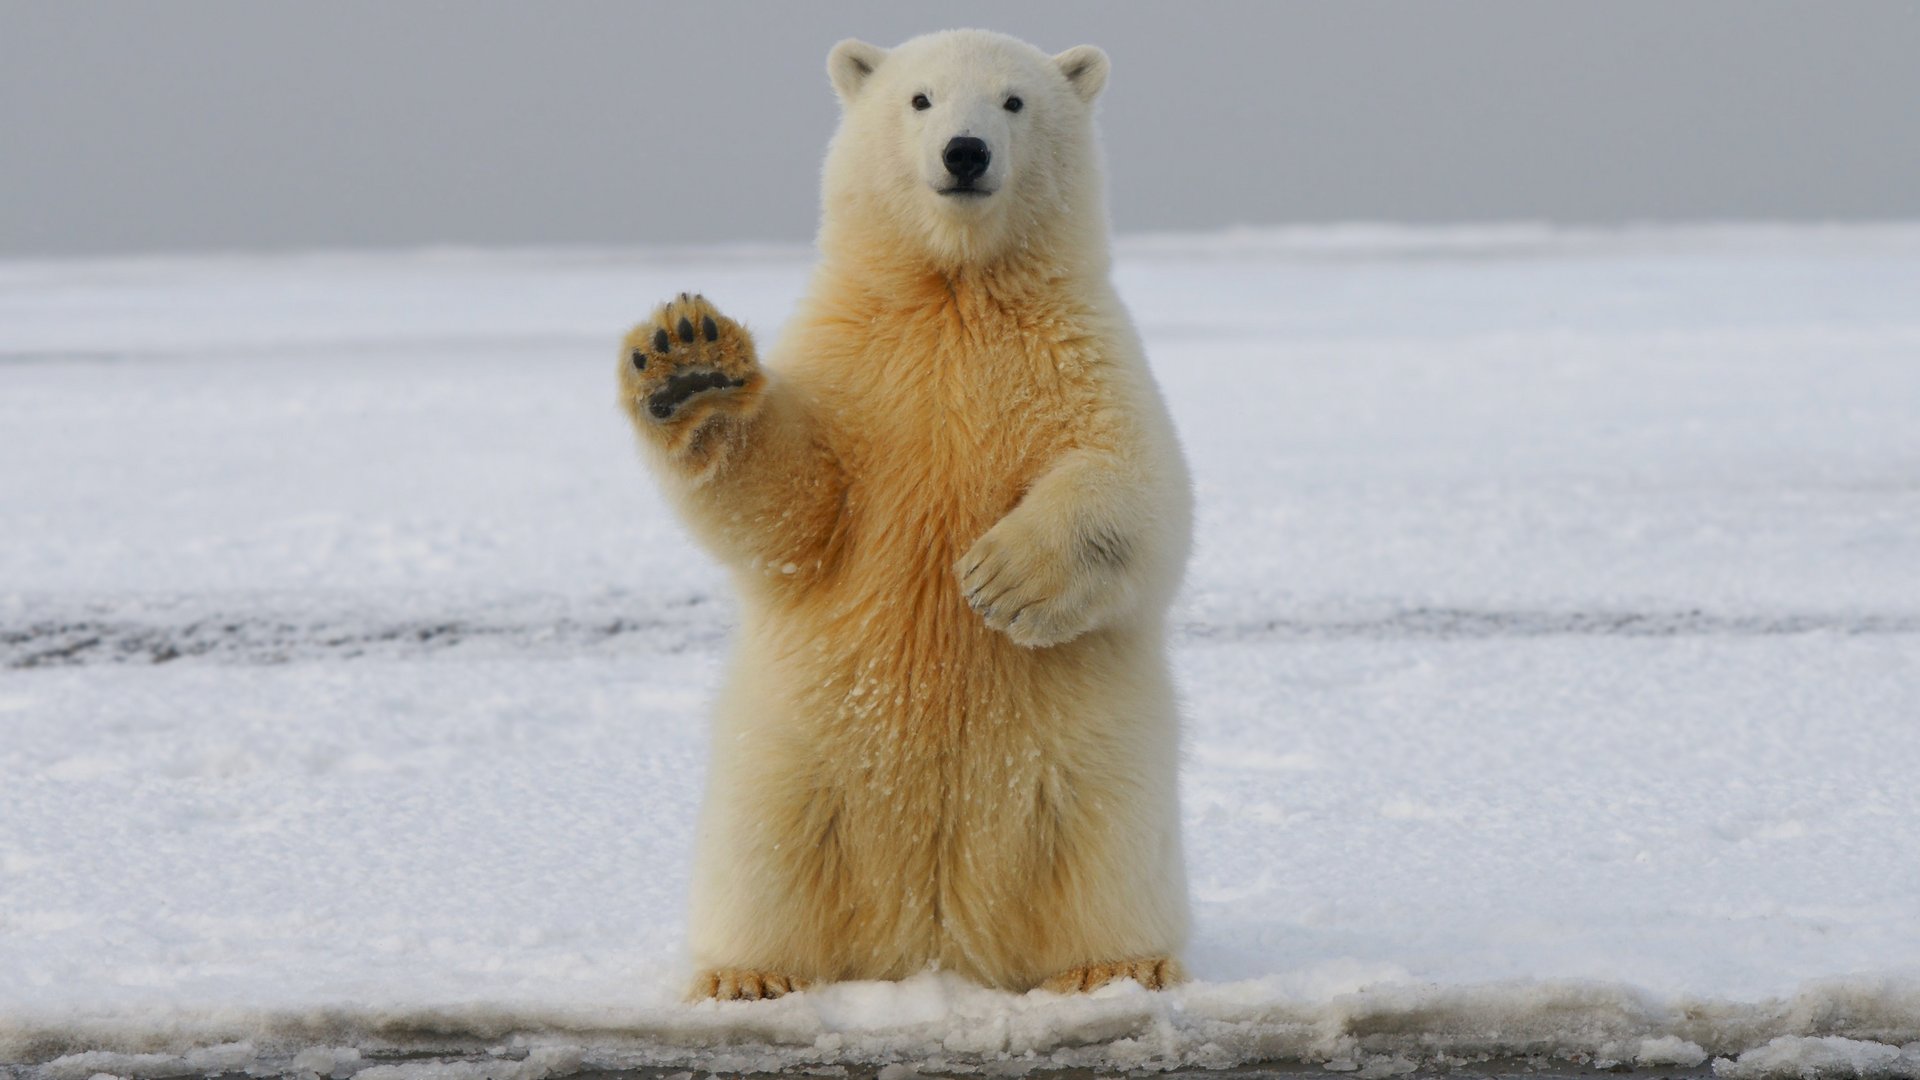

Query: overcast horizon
<box><xmin>4</xmin><ymin>1</ymin><xmax>1918</xmax><ymax>257</ymax></box>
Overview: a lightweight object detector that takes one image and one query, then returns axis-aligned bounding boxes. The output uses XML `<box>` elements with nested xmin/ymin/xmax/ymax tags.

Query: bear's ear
<box><xmin>828</xmin><ymin>39</ymin><xmax>888</xmax><ymax>103</ymax></box>
<box><xmin>1053</xmin><ymin>44</ymin><xmax>1110</xmax><ymax>103</ymax></box>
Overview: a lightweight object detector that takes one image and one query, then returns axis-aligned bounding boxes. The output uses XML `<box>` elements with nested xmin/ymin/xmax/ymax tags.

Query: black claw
<box><xmin>702</xmin><ymin>315</ymin><xmax>718</xmax><ymax>342</ymax></box>
<box><xmin>652</xmin><ymin>328</ymin><xmax>670</xmax><ymax>353</ymax></box>
<box><xmin>630</xmin><ymin>350</ymin><xmax>647</xmax><ymax>371</ymax></box>
<box><xmin>678</xmin><ymin>317</ymin><xmax>695</xmax><ymax>343</ymax></box>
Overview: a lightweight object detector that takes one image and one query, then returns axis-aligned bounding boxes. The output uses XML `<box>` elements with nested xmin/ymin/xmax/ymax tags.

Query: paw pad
<box><xmin>622</xmin><ymin>293</ymin><xmax>759</xmax><ymax>424</ymax></box>
<box><xmin>649</xmin><ymin>369</ymin><xmax>747</xmax><ymax>419</ymax></box>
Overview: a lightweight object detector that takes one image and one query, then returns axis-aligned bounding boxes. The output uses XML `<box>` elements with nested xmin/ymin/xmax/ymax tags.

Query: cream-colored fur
<box><xmin>616</xmin><ymin>30</ymin><xmax>1192</xmax><ymax>999</ymax></box>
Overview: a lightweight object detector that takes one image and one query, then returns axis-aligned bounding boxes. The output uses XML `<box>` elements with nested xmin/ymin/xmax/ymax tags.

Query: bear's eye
<box><xmin>1004</xmin><ymin>96</ymin><xmax>1023</xmax><ymax>113</ymax></box>
<box><xmin>911</xmin><ymin>93</ymin><xmax>931</xmax><ymax>111</ymax></box>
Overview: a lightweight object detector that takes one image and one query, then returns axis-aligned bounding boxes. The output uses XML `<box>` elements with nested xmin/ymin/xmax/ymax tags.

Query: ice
<box><xmin>3</xmin><ymin>225</ymin><xmax>1919</xmax><ymax>1075</ymax></box>
<box><xmin>1718</xmin><ymin>1037</ymin><xmax>1920</xmax><ymax>1080</ymax></box>
<box><xmin>1636</xmin><ymin>1037</ymin><xmax>1710</xmax><ymax>1068</ymax></box>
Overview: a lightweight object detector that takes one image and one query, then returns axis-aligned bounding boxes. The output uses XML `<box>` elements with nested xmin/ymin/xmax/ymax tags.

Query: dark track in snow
<box><xmin>1192</xmin><ymin>607</ymin><xmax>1920</xmax><ymax>644</ymax></box>
<box><xmin>3</xmin><ymin>600</ymin><xmax>1916</xmax><ymax>669</ymax></box>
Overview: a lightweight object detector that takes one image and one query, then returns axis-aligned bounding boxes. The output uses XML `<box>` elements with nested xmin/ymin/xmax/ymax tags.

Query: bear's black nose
<box><xmin>943</xmin><ymin>137</ymin><xmax>991</xmax><ymax>184</ymax></box>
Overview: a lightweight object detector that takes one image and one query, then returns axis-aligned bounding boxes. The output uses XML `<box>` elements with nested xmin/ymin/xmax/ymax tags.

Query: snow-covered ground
<box><xmin>3</xmin><ymin>226</ymin><xmax>1919</xmax><ymax>1078</ymax></box>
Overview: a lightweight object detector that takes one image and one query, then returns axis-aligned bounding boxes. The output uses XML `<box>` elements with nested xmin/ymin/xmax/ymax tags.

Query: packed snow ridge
<box><xmin>7</xmin><ymin>973</ymin><xmax>1920</xmax><ymax>1078</ymax></box>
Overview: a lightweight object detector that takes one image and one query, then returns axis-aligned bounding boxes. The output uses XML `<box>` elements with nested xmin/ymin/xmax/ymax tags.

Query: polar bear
<box><xmin>617</xmin><ymin>29</ymin><xmax>1192</xmax><ymax>1000</ymax></box>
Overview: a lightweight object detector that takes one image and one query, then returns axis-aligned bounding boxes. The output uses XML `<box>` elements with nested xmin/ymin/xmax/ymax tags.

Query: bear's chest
<box><xmin>837</xmin><ymin>346</ymin><xmax>1078</xmax><ymax>542</ymax></box>
<box><xmin>795</xmin><ymin>355</ymin><xmax>1085</xmax><ymax>739</ymax></box>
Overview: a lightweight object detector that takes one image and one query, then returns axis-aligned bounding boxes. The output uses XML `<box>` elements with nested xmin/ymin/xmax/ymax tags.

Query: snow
<box><xmin>3</xmin><ymin>225</ymin><xmax>1920</xmax><ymax>1077</ymax></box>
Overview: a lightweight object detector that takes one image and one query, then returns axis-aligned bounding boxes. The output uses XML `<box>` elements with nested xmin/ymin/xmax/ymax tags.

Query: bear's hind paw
<box><xmin>1039</xmin><ymin>956</ymin><xmax>1182</xmax><ymax>994</ymax></box>
<box><xmin>691</xmin><ymin>967</ymin><xmax>811</xmax><ymax>1001</ymax></box>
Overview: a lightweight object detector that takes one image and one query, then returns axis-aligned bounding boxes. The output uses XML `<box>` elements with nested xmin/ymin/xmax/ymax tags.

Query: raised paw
<box><xmin>619</xmin><ymin>293</ymin><xmax>762</xmax><ymax>428</ymax></box>
<box><xmin>690</xmin><ymin>968</ymin><xmax>810</xmax><ymax>1001</ymax></box>
<box><xmin>1039</xmin><ymin>956</ymin><xmax>1182</xmax><ymax>994</ymax></box>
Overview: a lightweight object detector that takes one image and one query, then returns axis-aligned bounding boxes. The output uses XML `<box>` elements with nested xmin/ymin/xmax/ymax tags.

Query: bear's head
<box><xmin>821</xmin><ymin>29</ymin><xmax>1111</xmax><ymax>272</ymax></box>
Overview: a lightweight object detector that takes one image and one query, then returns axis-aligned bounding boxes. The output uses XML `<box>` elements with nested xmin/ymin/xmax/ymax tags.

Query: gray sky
<box><xmin>3</xmin><ymin>1</ymin><xmax>1917</xmax><ymax>256</ymax></box>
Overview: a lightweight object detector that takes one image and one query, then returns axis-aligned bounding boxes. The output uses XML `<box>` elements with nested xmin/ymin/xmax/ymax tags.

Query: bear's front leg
<box><xmin>619</xmin><ymin>294</ymin><xmax>852</xmax><ymax>584</ymax></box>
<box><xmin>956</xmin><ymin>455</ymin><xmax>1151</xmax><ymax>649</ymax></box>
<box><xmin>956</xmin><ymin>511</ymin><xmax>1124</xmax><ymax>649</ymax></box>
<box><xmin>619</xmin><ymin>293</ymin><xmax>765</xmax><ymax>467</ymax></box>
<box><xmin>955</xmin><ymin>446</ymin><xmax>1177</xmax><ymax>648</ymax></box>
